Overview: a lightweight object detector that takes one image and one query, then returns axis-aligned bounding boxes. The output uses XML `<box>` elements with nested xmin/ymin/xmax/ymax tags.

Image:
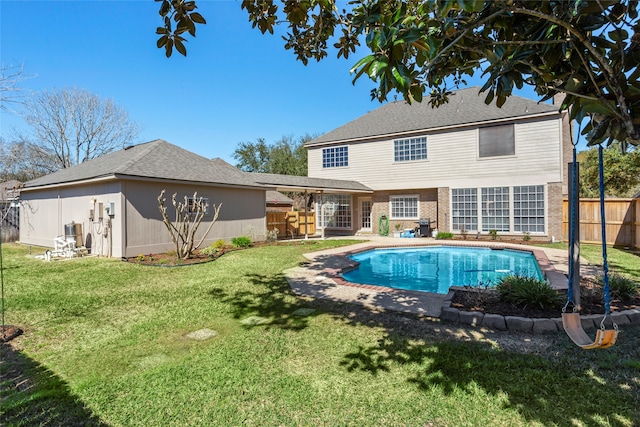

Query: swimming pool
<box><xmin>341</xmin><ymin>246</ymin><xmax>544</xmax><ymax>295</ymax></box>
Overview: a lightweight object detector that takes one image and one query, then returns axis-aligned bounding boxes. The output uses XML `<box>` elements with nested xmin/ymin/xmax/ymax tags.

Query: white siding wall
<box><xmin>308</xmin><ymin>117</ymin><xmax>563</xmax><ymax>191</ymax></box>
<box><xmin>20</xmin><ymin>181</ymin><xmax>123</xmax><ymax>257</ymax></box>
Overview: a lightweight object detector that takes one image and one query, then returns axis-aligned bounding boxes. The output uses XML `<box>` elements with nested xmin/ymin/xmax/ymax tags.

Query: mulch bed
<box><xmin>451</xmin><ymin>278</ymin><xmax>640</xmax><ymax>318</ymax></box>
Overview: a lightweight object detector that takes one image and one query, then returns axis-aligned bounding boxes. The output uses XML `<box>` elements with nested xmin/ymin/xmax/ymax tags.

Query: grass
<box><xmin>1</xmin><ymin>241</ymin><xmax>640</xmax><ymax>426</ymax></box>
<box><xmin>535</xmin><ymin>242</ymin><xmax>640</xmax><ymax>281</ymax></box>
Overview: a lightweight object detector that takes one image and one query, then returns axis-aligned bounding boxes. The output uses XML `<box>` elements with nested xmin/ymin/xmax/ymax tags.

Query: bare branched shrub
<box><xmin>157</xmin><ymin>190</ymin><xmax>221</xmax><ymax>259</ymax></box>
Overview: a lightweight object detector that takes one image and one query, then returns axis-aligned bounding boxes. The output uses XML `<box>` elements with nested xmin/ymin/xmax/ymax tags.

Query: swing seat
<box><xmin>562</xmin><ymin>313</ymin><xmax>618</xmax><ymax>349</ymax></box>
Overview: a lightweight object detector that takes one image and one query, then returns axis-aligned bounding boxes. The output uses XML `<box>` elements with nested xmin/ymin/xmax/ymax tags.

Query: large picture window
<box><xmin>318</xmin><ymin>194</ymin><xmax>352</xmax><ymax>228</ymax></box>
<box><xmin>451</xmin><ymin>185</ymin><xmax>546</xmax><ymax>234</ymax></box>
<box><xmin>479</xmin><ymin>124</ymin><xmax>515</xmax><ymax>158</ymax></box>
<box><xmin>514</xmin><ymin>185</ymin><xmax>545</xmax><ymax>232</ymax></box>
<box><xmin>390</xmin><ymin>195</ymin><xmax>418</xmax><ymax>219</ymax></box>
<box><xmin>451</xmin><ymin>188</ymin><xmax>478</xmax><ymax>231</ymax></box>
<box><xmin>481</xmin><ymin>187</ymin><xmax>510</xmax><ymax>232</ymax></box>
<box><xmin>394</xmin><ymin>137</ymin><xmax>427</xmax><ymax>162</ymax></box>
<box><xmin>322</xmin><ymin>146</ymin><xmax>348</xmax><ymax>168</ymax></box>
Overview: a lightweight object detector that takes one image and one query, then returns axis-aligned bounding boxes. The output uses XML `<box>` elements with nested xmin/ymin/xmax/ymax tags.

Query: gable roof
<box><xmin>250</xmin><ymin>172</ymin><xmax>373</xmax><ymax>193</ymax></box>
<box><xmin>307</xmin><ymin>87</ymin><xmax>561</xmax><ymax>146</ymax></box>
<box><xmin>24</xmin><ymin>140</ymin><xmax>267</xmax><ymax>190</ymax></box>
<box><xmin>266</xmin><ymin>190</ymin><xmax>294</xmax><ymax>204</ymax></box>
<box><xmin>0</xmin><ymin>180</ymin><xmax>22</xmax><ymax>200</ymax></box>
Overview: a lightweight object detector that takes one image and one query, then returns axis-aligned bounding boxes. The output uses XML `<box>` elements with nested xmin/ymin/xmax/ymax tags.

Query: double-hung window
<box><xmin>514</xmin><ymin>185</ymin><xmax>545</xmax><ymax>232</ymax></box>
<box><xmin>322</xmin><ymin>146</ymin><xmax>348</xmax><ymax>168</ymax></box>
<box><xmin>394</xmin><ymin>137</ymin><xmax>427</xmax><ymax>162</ymax></box>
<box><xmin>481</xmin><ymin>187</ymin><xmax>510</xmax><ymax>232</ymax></box>
<box><xmin>187</xmin><ymin>196</ymin><xmax>209</xmax><ymax>215</ymax></box>
<box><xmin>390</xmin><ymin>195</ymin><xmax>418</xmax><ymax>219</ymax></box>
<box><xmin>451</xmin><ymin>188</ymin><xmax>478</xmax><ymax>231</ymax></box>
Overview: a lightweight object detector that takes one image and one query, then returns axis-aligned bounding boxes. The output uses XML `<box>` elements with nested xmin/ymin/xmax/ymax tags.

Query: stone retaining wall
<box><xmin>440</xmin><ymin>290</ymin><xmax>640</xmax><ymax>333</ymax></box>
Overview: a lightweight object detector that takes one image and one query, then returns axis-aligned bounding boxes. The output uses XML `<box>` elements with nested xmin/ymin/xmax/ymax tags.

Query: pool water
<box><xmin>341</xmin><ymin>246</ymin><xmax>543</xmax><ymax>295</ymax></box>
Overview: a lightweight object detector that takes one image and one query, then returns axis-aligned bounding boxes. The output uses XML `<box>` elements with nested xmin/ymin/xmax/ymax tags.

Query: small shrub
<box><xmin>136</xmin><ymin>253</ymin><xmax>145</xmax><ymax>262</ymax></box>
<box><xmin>598</xmin><ymin>273</ymin><xmax>639</xmax><ymax>301</ymax></box>
<box><xmin>489</xmin><ymin>229</ymin><xmax>499</xmax><ymax>240</ymax></box>
<box><xmin>435</xmin><ymin>231</ymin><xmax>453</xmax><ymax>240</ymax></box>
<box><xmin>522</xmin><ymin>232</ymin><xmax>531</xmax><ymax>242</ymax></box>
<box><xmin>200</xmin><ymin>245</ymin><xmax>219</xmax><ymax>257</ymax></box>
<box><xmin>266</xmin><ymin>228</ymin><xmax>279</xmax><ymax>243</ymax></box>
<box><xmin>456</xmin><ymin>283</ymin><xmax>499</xmax><ymax>309</ymax></box>
<box><xmin>496</xmin><ymin>274</ymin><xmax>562</xmax><ymax>310</ymax></box>
<box><xmin>213</xmin><ymin>239</ymin><xmax>226</xmax><ymax>249</ymax></box>
<box><xmin>232</xmin><ymin>236</ymin><xmax>252</xmax><ymax>248</ymax></box>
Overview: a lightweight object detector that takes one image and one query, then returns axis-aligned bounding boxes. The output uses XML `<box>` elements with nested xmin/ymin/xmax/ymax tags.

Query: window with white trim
<box><xmin>318</xmin><ymin>194</ymin><xmax>351</xmax><ymax>228</ymax></box>
<box><xmin>479</xmin><ymin>124</ymin><xmax>515</xmax><ymax>158</ymax></box>
<box><xmin>322</xmin><ymin>146</ymin><xmax>348</xmax><ymax>168</ymax></box>
<box><xmin>187</xmin><ymin>196</ymin><xmax>209</xmax><ymax>215</ymax></box>
<box><xmin>451</xmin><ymin>188</ymin><xmax>478</xmax><ymax>231</ymax></box>
<box><xmin>394</xmin><ymin>137</ymin><xmax>427</xmax><ymax>162</ymax></box>
<box><xmin>514</xmin><ymin>185</ymin><xmax>545</xmax><ymax>232</ymax></box>
<box><xmin>481</xmin><ymin>187</ymin><xmax>510</xmax><ymax>232</ymax></box>
<box><xmin>390</xmin><ymin>195</ymin><xmax>418</xmax><ymax>219</ymax></box>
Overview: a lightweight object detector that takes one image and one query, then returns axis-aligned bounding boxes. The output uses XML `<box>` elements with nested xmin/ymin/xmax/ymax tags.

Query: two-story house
<box><xmin>306</xmin><ymin>87</ymin><xmax>572</xmax><ymax>241</ymax></box>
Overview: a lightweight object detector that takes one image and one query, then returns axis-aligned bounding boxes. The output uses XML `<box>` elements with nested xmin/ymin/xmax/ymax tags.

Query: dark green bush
<box><xmin>598</xmin><ymin>273</ymin><xmax>639</xmax><ymax>301</ymax></box>
<box><xmin>231</xmin><ymin>236</ymin><xmax>252</xmax><ymax>248</ymax></box>
<box><xmin>496</xmin><ymin>274</ymin><xmax>562</xmax><ymax>310</ymax></box>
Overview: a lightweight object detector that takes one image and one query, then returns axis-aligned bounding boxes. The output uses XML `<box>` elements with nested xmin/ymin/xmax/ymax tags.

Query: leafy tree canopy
<box><xmin>233</xmin><ymin>134</ymin><xmax>311</xmax><ymax>176</ymax></box>
<box><xmin>157</xmin><ymin>0</ymin><xmax>640</xmax><ymax>149</ymax></box>
<box><xmin>578</xmin><ymin>142</ymin><xmax>640</xmax><ymax>197</ymax></box>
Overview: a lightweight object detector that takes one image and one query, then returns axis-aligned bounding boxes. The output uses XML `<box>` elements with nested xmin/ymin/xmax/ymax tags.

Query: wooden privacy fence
<box><xmin>562</xmin><ymin>198</ymin><xmax>639</xmax><ymax>248</ymax></box>
<box><xmin>266</xmin><ymin>211</ymin><xmax>316</xmax><ymax>238</ymax></box>
<box><xmin>1</xmin><ymin>201</ymin><xmax>20</xmax><ymax>242</ymax></box>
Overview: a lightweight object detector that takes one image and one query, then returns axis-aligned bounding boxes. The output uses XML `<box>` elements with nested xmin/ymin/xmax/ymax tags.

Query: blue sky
<box><xmin>1</xmin><ymin>0</ymin><xmax>576</xmax><ymax>165</ymax></box>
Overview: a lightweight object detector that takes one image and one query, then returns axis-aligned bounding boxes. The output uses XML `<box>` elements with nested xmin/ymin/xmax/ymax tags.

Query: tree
<box><xmin>579</xmin><ymin>143</ymin><xmax>640</xmax><ymax>197</ymax></box>
<box><xmin>0</xmin><ymin>136</ymin><xmax>57</xmax><ymax>182</ymax></box>
<box><xmin>0</xmin><ymin>63</ymin><xmax>32</xmax><ymax>112</ymax></box>
<box><xmin>233</xmin><ymin>134</ymin><xmax>310</xmax><ymax>176</ymax></box>
<box><xmin>18</xmin><ymin>87</ymin><xmax>140</xmax><ymax>171</ymax></box>
<box><xmin>157</xmin><ymin>0</ymin><xmax>640</xmax><ymax>149</ymax></box>
<box><xmin>157</xmin><ymin>190</ymin><xmax>221</xmax><ymax>259</ymax></box>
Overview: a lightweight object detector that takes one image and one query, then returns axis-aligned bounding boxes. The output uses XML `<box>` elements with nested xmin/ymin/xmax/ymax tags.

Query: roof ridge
<box><xmin>115</xmin><ymin>139</ymin><xmax>165</xmax><ymax>174</ymax></box>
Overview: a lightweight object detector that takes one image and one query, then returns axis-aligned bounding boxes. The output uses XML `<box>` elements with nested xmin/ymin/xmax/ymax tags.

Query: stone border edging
<box><xmin>440</xmin><ymin>289</ymin><xmax>640</xmax><ymax>333</ymax></box>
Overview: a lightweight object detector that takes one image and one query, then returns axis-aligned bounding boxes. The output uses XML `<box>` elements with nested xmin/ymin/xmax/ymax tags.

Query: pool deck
<box><xmin>284</xmin><ymin>237</ymin><xmax>596</xmax><ymax>319</ymax></box>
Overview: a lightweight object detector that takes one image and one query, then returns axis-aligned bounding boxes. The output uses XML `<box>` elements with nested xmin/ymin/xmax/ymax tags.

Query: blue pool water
<box><xmin>341</xmin><ymin>246</ymin><xmax>543</xmax><ymax>295</ymax></box>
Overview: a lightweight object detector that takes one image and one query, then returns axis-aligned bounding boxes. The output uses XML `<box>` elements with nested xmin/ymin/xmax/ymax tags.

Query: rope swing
<box><xmin>562</xmin><ymin>144</ymin><xmax>619</xmax><ymax>349</ymax></box>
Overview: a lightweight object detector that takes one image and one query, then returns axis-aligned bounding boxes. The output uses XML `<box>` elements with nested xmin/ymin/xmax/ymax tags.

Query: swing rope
<box><xmin>598</xmin><ymin>145</ymin><xmax>614</xmax><ymax>328</ymax></box>
<box><xmin>562</xmin><ymin>143</ymin><xmax>619</xmax><ymax>349</ymax></box>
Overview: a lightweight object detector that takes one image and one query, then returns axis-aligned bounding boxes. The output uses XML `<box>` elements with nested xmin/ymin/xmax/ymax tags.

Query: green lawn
<box><xmin>1</xmin><ymin>241</ymin><xmax>639</xmax><ymax>427</ymax></box>
<box><xmin>536</xmin><ymin>242</ymin><xmax>640</xmax><ymax>281</ymax></box>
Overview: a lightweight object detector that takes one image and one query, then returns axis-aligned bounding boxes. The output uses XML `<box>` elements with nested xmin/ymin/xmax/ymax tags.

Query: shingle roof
<box><xmin>266</xmin><ymin>190</ymin><xmax>294</xmax><ymax>204</ymax></box>
<box><xmin>0</xmin><ymin>180</ymin><xmax>22</xmax><ymax>200</ymax></box>
<box><xmin>250</xmin><ymin>172</ymin><xmax>372</xmax><ymax>193</ymax></box>
<box><xmin>308</xmin><ymin>87</ymin><xmax>560</xmax><ymax>145</ymax></box>
<box><xmin>24</xmin><ymin>139</ymin><xmax>267</xmax><ymax>189</ymax></box>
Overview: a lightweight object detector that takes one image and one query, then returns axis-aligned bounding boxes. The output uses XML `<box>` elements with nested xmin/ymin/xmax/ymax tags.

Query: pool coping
<box><xmin>284</xmin><ymin>239</ymin><xmax>640</xmax><ymax>333</ymax></box>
